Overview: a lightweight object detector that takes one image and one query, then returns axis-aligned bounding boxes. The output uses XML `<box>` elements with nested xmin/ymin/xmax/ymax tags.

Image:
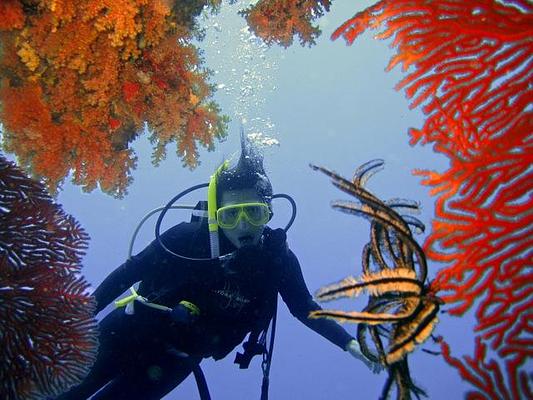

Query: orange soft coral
<box><xmin>240</xmin><ymin>0</ymin><xmax>331</xmax><ymax>47</ymax></box>
<box><xmin>0</xmin><ymin>0</ymin><xmax>227</xmax><ymax>197</ymax></box>
<box><xmin>0</xmin><ymin>0</ymin><xmax>24</xmax><ymax>31</ymax></box>
<box><xmin>333</xmin><ymin>1</ymin><xmax>532</xmax><ymax>398</ymax></box>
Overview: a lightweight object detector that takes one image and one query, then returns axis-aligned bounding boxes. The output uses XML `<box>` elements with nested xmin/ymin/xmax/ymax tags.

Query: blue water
<box><xmin>58</xmin><ymin>1</ymin><xmax>474</xmax><ymax>399</ymax></box>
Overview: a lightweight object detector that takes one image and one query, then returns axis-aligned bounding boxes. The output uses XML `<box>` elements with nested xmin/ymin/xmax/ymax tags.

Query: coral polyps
<box><xmin>0</xmin><ymin>155</ymin><xmax>98</xmax><ymax>400</ymax></box>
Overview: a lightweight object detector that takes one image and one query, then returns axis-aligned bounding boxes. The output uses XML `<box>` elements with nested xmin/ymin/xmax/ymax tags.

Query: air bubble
<box><xmin>199</xmin><ymin>1</ymin><xmax>281</xmax><ymax>143</ymax></box>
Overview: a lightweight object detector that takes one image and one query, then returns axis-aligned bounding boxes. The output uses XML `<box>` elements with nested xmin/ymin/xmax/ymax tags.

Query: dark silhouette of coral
<box><xmin>332</xmin><ymin>1</ymin><xmax>532</xmax><ymax>398</ymax></box>
<box><xmin>0</xmin><ymin>0</ymin><xmax>228</xmax><ymax>197</ymax></box>
<box><xmin>0</xmin><ymin>154</ymin><xmax>98</xmax><ymax>400</ymax></box>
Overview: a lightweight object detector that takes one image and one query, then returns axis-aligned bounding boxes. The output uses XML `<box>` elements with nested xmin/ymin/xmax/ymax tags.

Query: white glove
<box><xmin>345</xmin><ymin>339</ymin><xmax>383</xmax><ymax>374</ymax></box>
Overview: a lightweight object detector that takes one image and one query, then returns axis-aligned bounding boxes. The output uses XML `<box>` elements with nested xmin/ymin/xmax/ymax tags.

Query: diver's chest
<box><xmin>196</xmin><ymin>264</ymin><xmax>277</xmax><ymax>318</ymax></box>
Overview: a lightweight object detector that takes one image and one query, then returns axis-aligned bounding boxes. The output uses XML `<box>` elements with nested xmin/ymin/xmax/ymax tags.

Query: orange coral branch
<box><xmin>240</xmin><ymin>0</ymin><xmax>331</xmax><ymax>47</ymax></box>
<box><xmin>0</xmin><ymin>0</ymin><xmax>227</xmax><ymax>197</ymax></box>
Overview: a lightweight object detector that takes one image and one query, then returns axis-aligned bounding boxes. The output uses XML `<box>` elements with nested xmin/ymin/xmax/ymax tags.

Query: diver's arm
<box><xmin>279</xmin><ymin>250</ymin><xmax>354</xmax><ymax>350</ymax></box>
<box><xmin>92</xmin><ymin>244</ymin><xmax>157</xmax><ymax>314</ymax></box>
<box><xmin>92</xmin><ymin>222</ymin><xmax>196</xmax><ymax>315</ymax></box>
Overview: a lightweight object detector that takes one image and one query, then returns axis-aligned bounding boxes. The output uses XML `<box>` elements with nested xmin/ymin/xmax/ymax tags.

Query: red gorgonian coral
<box><xmin>332</xmin><ymin>1</ymin><xmax>532</xmax><ymax>398</ymax></box>
<box><xmin>0</xmin><ymin>154</ymin><xmax>98</xmax><ymax>400</ymax></box>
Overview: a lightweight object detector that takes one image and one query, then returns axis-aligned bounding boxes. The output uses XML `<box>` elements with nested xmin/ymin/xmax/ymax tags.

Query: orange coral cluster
<box><xmin>240</xmin><ymin>0</ymin><xmax>331</xmax><ymax>47</ymax></box>
<box><xmin>0</xmin><ymin>0</ymin><xmax>228</xmax><ymax>197</ymax></box>
<box><xmin>332</xmin><ymin>0</ymin><xmax>532</xmax><ymax>398</ymax></box>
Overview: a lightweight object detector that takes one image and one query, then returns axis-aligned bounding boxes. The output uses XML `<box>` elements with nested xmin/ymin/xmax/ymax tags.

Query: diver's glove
<box><xmin>346</xmin><ymin>339</ymin><xmax>383</xmax><ymax>374</ymax></box>
<box><xmin>169</xmin><ymin>301</ymin><xmax>200</xmax><ymax>326</ymax></box>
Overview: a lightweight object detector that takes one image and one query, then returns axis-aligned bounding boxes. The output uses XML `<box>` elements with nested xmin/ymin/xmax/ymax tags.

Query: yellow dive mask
<box><xmin>216</xmin><ymin>202</ymin><xmax>270</xmax><ymax>229</ymax></box>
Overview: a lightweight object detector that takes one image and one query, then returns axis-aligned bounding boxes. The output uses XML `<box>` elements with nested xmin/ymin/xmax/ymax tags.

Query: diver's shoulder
<box><xmin>164</xmin><ymin>221</ymin><xmax>204</xmax><ymax>237</ymax></box>
<box><xmin>159</xmin><ymin>221</ymin><xmax>207</xmax><ymax>252</ymax></box>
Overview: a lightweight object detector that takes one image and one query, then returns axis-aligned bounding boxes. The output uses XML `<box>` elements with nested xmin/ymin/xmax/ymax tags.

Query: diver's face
<box><xmin>219</xmin><ymin>189</ymin><xmax>268</xmax><ymax>249</ymax></box>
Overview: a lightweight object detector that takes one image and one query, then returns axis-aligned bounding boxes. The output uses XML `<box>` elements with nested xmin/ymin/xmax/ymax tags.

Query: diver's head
<box><xmin>216</xmin><ymin>131</ymin><xmax>273</xmax><ymax>249</ymax></box>
<box><xmin>218</xmin><ymin>189</ymin><xmax>270</xmax><ymax>248</ymax></box>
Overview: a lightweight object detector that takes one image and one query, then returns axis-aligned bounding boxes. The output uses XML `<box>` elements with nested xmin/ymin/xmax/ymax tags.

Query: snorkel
<box><xmin>207</xmin><ymin>160</ymin><xmax>229</xmax><ymax>258</ymax></box>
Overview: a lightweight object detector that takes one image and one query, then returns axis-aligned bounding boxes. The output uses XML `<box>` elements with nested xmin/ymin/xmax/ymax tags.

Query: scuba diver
<box><xmin>54</xmin><ymin>131</ymin><xmax>380</xmax><ymax>400</ymax></box>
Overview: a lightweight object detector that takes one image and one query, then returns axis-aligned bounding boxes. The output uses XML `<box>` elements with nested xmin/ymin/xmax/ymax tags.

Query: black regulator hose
<box><xmin>272</xmin><ymin>193</ymin><xmax>297</xmax><ymax>232</ymax></box>
<box><xmin>155</xmin><ymin>182</ymin><xmax>211</xmax><ymax>262</ymax></box>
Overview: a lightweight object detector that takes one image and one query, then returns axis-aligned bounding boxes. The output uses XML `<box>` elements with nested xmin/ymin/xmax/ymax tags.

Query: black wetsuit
<box><xmin>56</xmin><ymin>222</ymin><xmax>353</xmax><ymax>400</ymax></box>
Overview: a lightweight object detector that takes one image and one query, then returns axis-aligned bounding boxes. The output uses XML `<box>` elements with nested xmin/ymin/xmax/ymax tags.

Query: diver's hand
<box><xmin>346</xmin><ymin>339</ymin><xmax>383</xmax><ymax>374</ymax></box>
<box><xmin>169</xmin><ymin>303</ymin><xmax>199</xmax><ymax>326</ymax></box>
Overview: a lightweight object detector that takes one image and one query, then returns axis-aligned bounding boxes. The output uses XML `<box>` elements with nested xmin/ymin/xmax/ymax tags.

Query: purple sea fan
<box><xmin>0</xmin><ymin>154</ymin><xmax>98</xmax><ymax>400</ymax></box>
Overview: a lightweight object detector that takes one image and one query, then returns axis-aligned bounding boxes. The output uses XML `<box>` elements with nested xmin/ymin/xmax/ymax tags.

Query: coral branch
<box><xmin>0</xmin><ymin>154</ymin><xmax>97</xmax><ymax>400</ymax></box>
<box><xmin>240</xmin><ymin>0</ymin><xmax>331</xmax><ymax>47</ymax></box>
<box><xmin>440</xmin><ymin>337</ymin><xmax>532</xmax><ymax>399</ymax></box>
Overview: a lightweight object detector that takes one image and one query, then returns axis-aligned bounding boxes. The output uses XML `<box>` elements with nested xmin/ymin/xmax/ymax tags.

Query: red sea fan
<box><xmin>0</xmin><ymin>155</ymin><xmax>98</xmax><ymax>400</ymax></box>
<box><xmin>332</xmin><ymin>1</ymin><xmax>532</xmax><ymax>398</ymax></box>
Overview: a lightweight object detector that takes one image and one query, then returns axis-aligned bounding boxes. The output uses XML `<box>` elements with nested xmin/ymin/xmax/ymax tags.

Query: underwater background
<box><xmin>55</xmin><ymin>2</ymin><xmax>472</xmax><ymax>399</ymax></box>
<box><xmin>1</xmin><ymin>0</ymin><xmax>530</xmax><ymax>399</ymax></box>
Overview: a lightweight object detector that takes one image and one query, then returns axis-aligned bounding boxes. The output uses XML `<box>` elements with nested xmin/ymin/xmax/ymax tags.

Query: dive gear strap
<box><xmin>234</xmin><ymin>297</ymin><xmax>278</xmax><ymax>400</ymax></box>
<box><xmin>234</xmin><ymin>330</ymin><xmax>266</xmax><ymax>369</ymax></box>
<box><xmin>114</xmin><ymin>284</ymin><xmax>201</xmax><ymax>318</ymax></box>
<box><xmin>261</xmin><ymin>297</ymin><xmax>277</xmax><ymax>400</ymax></box>
<box><xmin>114</xmin><ymin>283</ymin><xmax>172</xmax><ymax>314</ymax></box>
<box><xmin>192</xmin><ymin>364</ymin><xmax>211</xmax><ymax>400</ymax></box>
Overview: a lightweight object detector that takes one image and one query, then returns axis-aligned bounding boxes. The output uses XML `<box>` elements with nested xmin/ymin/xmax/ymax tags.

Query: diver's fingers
<box><xmin>371</xmin><ymin>361</ymin><xmax>384</xmax><ymax>374</ymax></box>
<box><xmin>352</xmin><ymin>349</ymin><xmax>382</xmax><ymax>374</ymax></box>
<box><xmin>363</xmin><ymin>359</ymin><xmax>383</xmax><ymax>374</ymax></box>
